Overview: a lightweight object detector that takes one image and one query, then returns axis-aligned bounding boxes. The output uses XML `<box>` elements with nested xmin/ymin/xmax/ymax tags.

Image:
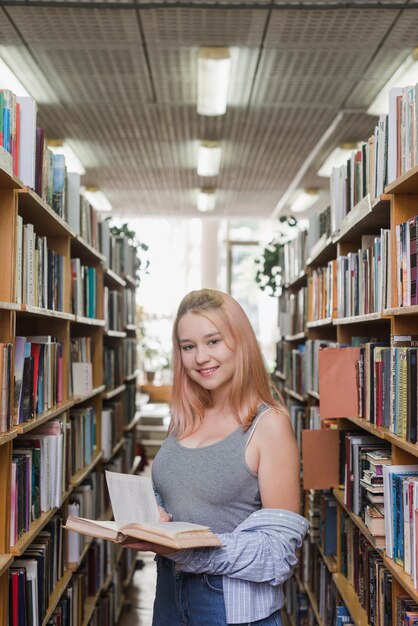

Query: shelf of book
<box><xmin>105</xmin><ymin>330</ymin><xmax>127</xmax><ymax>338</ymax></box>
<box><xmin>21</xmin><ymin>306</ymin><xmax>76</xmax><ymax>321</ymax></box>
<box><xmin>385</xmin><ymin>163</ymin><xmax>418</xmax><ymax>194</ymax></box>
<box><xmin>124</xmin><ymin>411</ymin><xmax>141</xmax><ymax>433</ymax></box>
<box><xmin>18</xmin><ymin>187</ymin><xmax>74</xmax><ymax>239</ymax></box>
<box><xmin>285</xmin><ymin>271</ymin><xmax>307</xmax><ymax>291</ymax></box>
<box><xmin>384</xmin><ymin>304</ymin><xmax>418</xmax><ymax>317</ymax></box>
<box><xmin>0</xmin><ymin>429</ymin><xmax>17</xmax><ymax>447</ymax></box>
<box><xmin>16</xmin><ymin>400</ymin><xmax>74</xmax><ymax>434</ymax></box>
<box><xmin>284</xmin><ymin>332</ymin><xmax>306</xmax><ymax>342</ymax></box>
<box><xmin>105</xmin><ymin>269</ymin><xmax>126</xmax><ymax>288</ymax></box>
<box><xmin>10</xmin><ymin>506</ymin><xmax>64</xmax><ymax>556</ymax></box>
<box><xmin>41</xmin><ymin>570</ymin><xmax>73</xmax><ymax>626</ymax></box>
<box><xmin>382</xmin><ymin>553</ymin><xmax>418</xmax><ymax>605</ymax></box>
<box><xmin>125</xmin><ymin>324</ymin><xmax>137</xmax><ymax>332</ymax></box>
<box><xmin>307</xmin><ymin>390</ymin><xmax>320</xmax><ymax>401</ymax></box>
<box><xmin>72</xmin><ymin>384</ymin><xmax>106</xmax><ymax>405</ymax></box>
<box><xmin>124</xmin><ymin>370</ymin><xmax>138</xmax><ymax>383</ymax></box>
<box><xmin>72</xmin><ymin>234</ymin><xmax>105</xmax><ymax>264</ymax></box>
<box><xmin>342</xmin><ymin>416</ymin><xmax>418</xmax><ymax>458</ymax></box>
<box><xmin>103</xmin><ymin>437</ymin><xmax>126</xmax><ymax>463</ymax></box>
<box><xmin>332</xmin><ymin>488</ymin><xmax>381</xmax><ymax>552</ymax></box>
<box><xmin>306</xmin><ymin>318</ymin><xmax>333</xmax><ymax>328</ymax></box>
<box><xmin>333</xmin><ymin>194</ymin><xmax>390</xmax><ymax>245</ymax></box>
<box><xmin>303</xmin><ymin>582</ymin><xmax>324</xmax><ymax>626</ymax></box>
<box><xmin>0</xmin><ymin>302</ymin><xmax>22</xmax><ymax>312</ymax></box>
<box><xmin>73</xmin><ymin>315</ymin><xmax>105</xmax><ymax>327</ymax></box>
<box><xmin>284</xmin><ymin>388</ymin><xmax>307</xmax><ymax>403</ymax></box>
<box><xmin>70</xmin><ymin>451</ymin><xmax>103</xmax><ymax>488</ymax></box>
<box><xmin>306</xmin><ymin>235</ymin><xmax>336</xmax><ymax>268</ymax></box>
<box><xmin>124</xmin><ymin>274</ymin><xmax>136</xmax><ymax>288</ymax></box>
<box><xmin>316</xmin><ymin>542</ymin><xmax>338</xmax><ymax>574</ymax></box>
<box><xmin>81</xmin><ymin>586</ymin><xmax>104</xmax><ymax>626</ymax></box>
<box><xmin>333</xmin><ymin>312</ymin><xmax>389</xmax><ymax>325</ymax></box>
<box><xmin>0</xmin><ymin>555</ymin><xmax>13</xmax><ymax>577</ymax></box>
<box><xmin>103</xmin><ymin>384</ymin><xmax>126</xmax><ymax>400</ymax></box>
<box><xmin>67</xmin><ymin>540</ymin><xmax>93</xmax><ymax>572</ymax></box>
<box><xmin>332</xmin><ymin>573</ymin><xmax>369</xmax><ymax>626</ymax></box>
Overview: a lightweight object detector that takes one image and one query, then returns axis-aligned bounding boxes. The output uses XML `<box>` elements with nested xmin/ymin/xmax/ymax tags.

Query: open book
<box><xmin>64</xmin><ymin>471</ymin><xmax>222</xmax><ymax>550</ymax></box>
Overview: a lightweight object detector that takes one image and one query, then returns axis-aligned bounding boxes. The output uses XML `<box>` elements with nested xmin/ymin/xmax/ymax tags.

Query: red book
<box><xmin>30</xmin><ymin>343</ymin><xmax>41</xmax><ymax>413</ymax></box>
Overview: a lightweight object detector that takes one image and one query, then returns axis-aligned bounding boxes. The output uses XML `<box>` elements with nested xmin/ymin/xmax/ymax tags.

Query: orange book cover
<box><xmin>318</xmin><ymin>346</ymin><xmax>361</xmax><ymax>418</ymax></box>
<box><xmin>302</xmin><ymin>429</ymin><xmax>340</xmax><ymax>490</ymax></box>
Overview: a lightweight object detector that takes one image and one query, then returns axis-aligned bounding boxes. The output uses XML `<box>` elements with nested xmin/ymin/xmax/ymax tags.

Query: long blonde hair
<box><xmin>170</xmin><ymin>289</ymin><xmax>286</xmax><ymax>438</ymax></box>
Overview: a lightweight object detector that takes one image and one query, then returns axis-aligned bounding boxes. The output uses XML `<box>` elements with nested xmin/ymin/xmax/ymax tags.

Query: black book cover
<box><xmin>17</xmin><ymin>568</ymin><xmax>27</xmax><ymax>626</ymax></box>
<box><xmin>20</xmin><ymin>356</ymin><xmax>34</xmax><ymax>422</ymax></box>
<box><xmin>407</xmin><ymin>348</ymin><xmax>417</xmax><ymax>443</ymax></box>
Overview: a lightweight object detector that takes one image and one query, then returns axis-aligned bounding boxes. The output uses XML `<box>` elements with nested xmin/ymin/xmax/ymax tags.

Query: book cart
<box><xmin>0</xmin><ymin>161</ymin><xmax>139</xmax><ymax>626</ymax></box>
<box><xmin>277</xmin><ymin>176</ymin><xmax>418</xmax><ymax>626</ymax></box>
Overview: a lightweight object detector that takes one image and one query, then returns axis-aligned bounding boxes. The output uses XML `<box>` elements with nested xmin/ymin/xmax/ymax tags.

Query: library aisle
<box><xmin>4</xmin><ymin>2</ymin><xmax>418</xmax><ymax>626</ymax></box>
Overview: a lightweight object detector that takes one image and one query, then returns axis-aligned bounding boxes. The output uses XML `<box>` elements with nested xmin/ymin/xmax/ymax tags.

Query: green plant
<box><xmin>107</xmin><ymin>221</ymin><xmax>149</xmax><ymax>286</ymax></box>
<box><xmin>254</xmin><ymin>216</ymin><xmax>298</xmax><ymax>297</ymax></box>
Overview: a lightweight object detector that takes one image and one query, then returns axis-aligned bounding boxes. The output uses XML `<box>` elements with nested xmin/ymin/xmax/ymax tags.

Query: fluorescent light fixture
<box><xmin>197</xmin><ymin>141</ymin><xmax>222</xmax><ymax>177</ymax></box>
<box><xmin>368</xmin><ymin>48</ymin><xmax>418</xmax><ymax>116</ymax></box>
<box><xmin>48</xmin><ymin>140</ymin><xmax>86</xmax><ymax>176</ymax></box>
<box><xmin>0</xmin><ymin>57</ymin><xmax>31</xmax><ymax>98</ymax></box>
<box><xmin>83</xmin><ymin>187</ymin><xmax>112</xmax><ymax>212</ymax></box>
<box><xmin>197</xmin><ymin>188</ymin><xmax>216</xmax><ymax>212</ymax></box>
<box><xmin>290</xmin><ymin>189</ymin><xmax>319</xmax><ymax>214</ymax></box>
<box><xmin>317</xmin><ymin>143</ymin><xmax>359</xmax><ymax>178</ymax></box>
<box><xmin>197</xmin><ymin>48</ymin><xmax>231</xmax><ymax>116</ymax></box>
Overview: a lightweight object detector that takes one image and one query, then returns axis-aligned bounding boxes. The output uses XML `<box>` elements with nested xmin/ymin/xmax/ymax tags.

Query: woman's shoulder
<box><xmin>253</xmin><ymin>405</ymin><xmax>293</xmax><ymax>439</ymax></box>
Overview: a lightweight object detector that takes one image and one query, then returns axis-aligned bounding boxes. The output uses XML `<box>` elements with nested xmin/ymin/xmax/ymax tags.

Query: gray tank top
<box><xmin>151</xmin><ymin>405</ymin><xmax>270</xmax><ymax>534</ymax></box>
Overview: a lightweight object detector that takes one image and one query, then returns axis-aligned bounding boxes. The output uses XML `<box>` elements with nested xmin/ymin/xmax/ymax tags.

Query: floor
<box><xmin>119</xmin><ymin>553</ymin><xmax>157</xmax><ymax>626</ymax></box>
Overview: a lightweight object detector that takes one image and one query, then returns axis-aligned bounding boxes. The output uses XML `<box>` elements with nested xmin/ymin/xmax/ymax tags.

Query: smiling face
<box><xmin>177</xmin><ymin>311</ymin><xmax>236</xmax><ymax>395</ymax></box>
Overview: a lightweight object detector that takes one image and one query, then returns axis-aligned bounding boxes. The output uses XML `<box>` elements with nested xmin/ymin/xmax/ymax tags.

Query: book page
<box><xmin>105</xmin><ymin>471</ymin><xmax>160</xmax><ymax>529</ymax></box>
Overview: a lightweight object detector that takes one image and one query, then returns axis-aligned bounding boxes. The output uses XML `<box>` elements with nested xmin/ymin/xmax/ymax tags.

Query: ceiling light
<box><xmin>197</xmin><ymin>48</ymin><xmax>231</xmax><ymax>116</ymax></box>
<box><xmin>0</xmin><ymin>57</ymin><xmax>32</xmax><ymax>98</ymax></box>
<box><xmin>48</xmin><ymin>140</ymin><xmax>86</xmax><ymax>175</ymax></box>
<box><xmin>197</xmin><ymin>188</ymin><xmax>216</xmax><ymax>212</ymax></box>
<box><xmin>197</xmin><ymin>141</ymin><xmax>222</xmax><ymax>177</ymax></box>
<box><xmin>83</xmin><ymin>187</ymin><xmax>112</xmax><ymax>212</ymax></box>
<box><xmin>317</xmin><ymin>143</ymin><xmax>360</xmax><ymax>178</ymax></box>
<box><xmin>368</xmin><ymin>48</ymin><xmax>418</xmax><ymax>116</ymax></box>
<box><xmin>290</xmin><ymin>189</ymin><xmax>320</xmax><ymax>214</ymax></box>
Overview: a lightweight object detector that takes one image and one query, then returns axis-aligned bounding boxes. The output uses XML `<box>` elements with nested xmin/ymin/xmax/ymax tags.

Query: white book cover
<box><xmin>67</xmin><ymin>501</ymin><xmax>81</xmax><ymax>563</ymax></box>
<box><xmin>67</xmin><ymin>172</ymin><xmax>81</xmax><ymax>234</ymax></box>
<box><xmin>72</xmin><ymin>362</ymin><xmax>93</xmax><ymax>397</ymax></box>
<box><xmin>16</xmin><ymin>96</ymin><xmax>37</xmax><ymax>188</ymax></box>
<box><xmin>387</xmin><ymin>87</ymin><xmax>403</xmax><ymax>185</ymax></box>
<box><xmin>15</xmin><ymin>215</ymin><xmax>23</xmax><ymax>304</ymax></box>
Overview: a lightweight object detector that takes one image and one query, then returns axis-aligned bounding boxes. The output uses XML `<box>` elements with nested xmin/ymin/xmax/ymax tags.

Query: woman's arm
<box><xmin>168</xmin><ymin>509</ymin><xmax>308</xmax><ymax>585</ymax></box>
<box><xmin>254</xmin><ymin>408</ymin><xmax>300</xmax><ymax>512</ymax></box>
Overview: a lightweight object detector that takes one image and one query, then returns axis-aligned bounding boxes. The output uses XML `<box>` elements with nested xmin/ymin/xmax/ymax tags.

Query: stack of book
<box><xmin>307</xmin><ymin>261</ymin><xmax>337</xmax><ymax>321</ymax></box>
<box><xmin>71</xmin><ymin>260</ymin><xmax>97</xmax><ymax>318</ymax></box>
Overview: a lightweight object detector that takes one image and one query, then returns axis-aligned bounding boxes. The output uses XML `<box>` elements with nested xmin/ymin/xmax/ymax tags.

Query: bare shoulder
<box><xmin>255</xmin><ymin>407</ymin><xmax>293</xmax><ymax>439</ymax></box>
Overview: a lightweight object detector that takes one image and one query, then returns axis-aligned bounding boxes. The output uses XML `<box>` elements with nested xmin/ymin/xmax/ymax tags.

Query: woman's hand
<box><xmin>121</xmin><ymin>505</ymin><xmax>175</xmax><ymax>554</ymax></box>
<box><xmin>158</xmin><ymin>506</ymin><xmax>172</xmax><ymax>522</ymax></box>
<box><xmin>121</xmin><ymin>539</ymin><xmax>178</xmax><ymax>555</ymax></box>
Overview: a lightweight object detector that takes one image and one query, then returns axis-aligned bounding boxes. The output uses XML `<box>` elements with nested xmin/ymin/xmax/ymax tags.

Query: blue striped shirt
<box><xmin>168</xmin><ymin>509</ymin><xmax>309</xmax><ymax>624</ymax></box>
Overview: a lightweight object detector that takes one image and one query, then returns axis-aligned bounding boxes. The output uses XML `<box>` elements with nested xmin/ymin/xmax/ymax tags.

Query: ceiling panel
<box><xmin>0</xmin><ymin>3</ymin><xmax>415</xmax><ymax>218</ymax></box>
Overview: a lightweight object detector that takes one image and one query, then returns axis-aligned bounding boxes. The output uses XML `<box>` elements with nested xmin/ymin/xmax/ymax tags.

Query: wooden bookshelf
<box><xmin>303</xmin><ymin>582</ymin><xmax>324</xmax><ymax>626</ymax></box>
<box><xmin>105</xmin><ymin>329</ymin><xmax>127</xmax><ymax>338</ymax></box>
<box><xmin>0</xmin><ymin>555</ymin><xmax>13</xmax><ymax>577</ymax></box>
<box><xmin>41</xmin><ymin>570</ymin><xmax>73</xmax><ymax>626</ymax></box>
<box><xmin>0</xmin><ymin>157</ymin><xmax>139</xmax><ymax>626</ymax></box>
<box><xmin>333</xmin><ymin>312</ymin><xmax>390</xmax><ymax>325</ymax></box>
<box><xmin>285</xmin><ymin>270</ymin><xmax>307</xmax><ymax>291</ymax></box>
<box><xmin>306</xmin><ymin>234</ymin><xmax>336</xmax><ymax>267</ymax></box>
<box><xmin>284</xmin><ymin>331</ymin><xmax>306</xmax><ymax>342</ymax></box>
<box><xmin>124</xmin><ymin>411</ymin><xmax>141</xmax><ymax>432</ymax></box>
<box><xmin>284</xmin><ymin>388</ymin><xmax>307</xmax><ymax>403</ymax></box>
<box><xmin>67</xmin><ymin>540</ymin><xmax>93</xmax><ymax>572</ymax></box>
<box><xmin>105</xmin><ymin>268</ymin><xmax>126</xmax><ymax>288</ymax></box>
<box><xmin>333</xmin><ymin>193</ymin><xmax>390</xmax><ymax>244</ymax></box>
<box><xmin>103</xmin><ymin>437</ymin><xmax>126</xmax><ymax>463</ymax></box>
<box><xmin>103</xmin><ymin>383</ymin><xmax>126</xmax><ymax>400</ymax></box>
<box><xmin>332</xmin><ymin>574</ymin><xmax>369</xmax><ymax>626</ymax></box>
<box><xmin>306</xmin><ymin>317</ymin><xmax>333</xmax><ymax>328</ymax></box>
<box><xmin>124</xmin><ymin>370</ymin><xmax>138</xmax><ymax>382</ymax></box>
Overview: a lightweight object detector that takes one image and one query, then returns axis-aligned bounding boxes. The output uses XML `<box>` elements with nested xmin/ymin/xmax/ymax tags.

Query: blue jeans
<box><xmin>152</xmin><ymin>557</ymin><xmax>282</xmax><ymax>626</ymax></box>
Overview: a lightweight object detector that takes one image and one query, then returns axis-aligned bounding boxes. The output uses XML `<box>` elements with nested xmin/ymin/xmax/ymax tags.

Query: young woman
<box><xmin>124</xmin><ymin>289</ymin><xmax>308</xmax><ymax>626</ymax></box>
